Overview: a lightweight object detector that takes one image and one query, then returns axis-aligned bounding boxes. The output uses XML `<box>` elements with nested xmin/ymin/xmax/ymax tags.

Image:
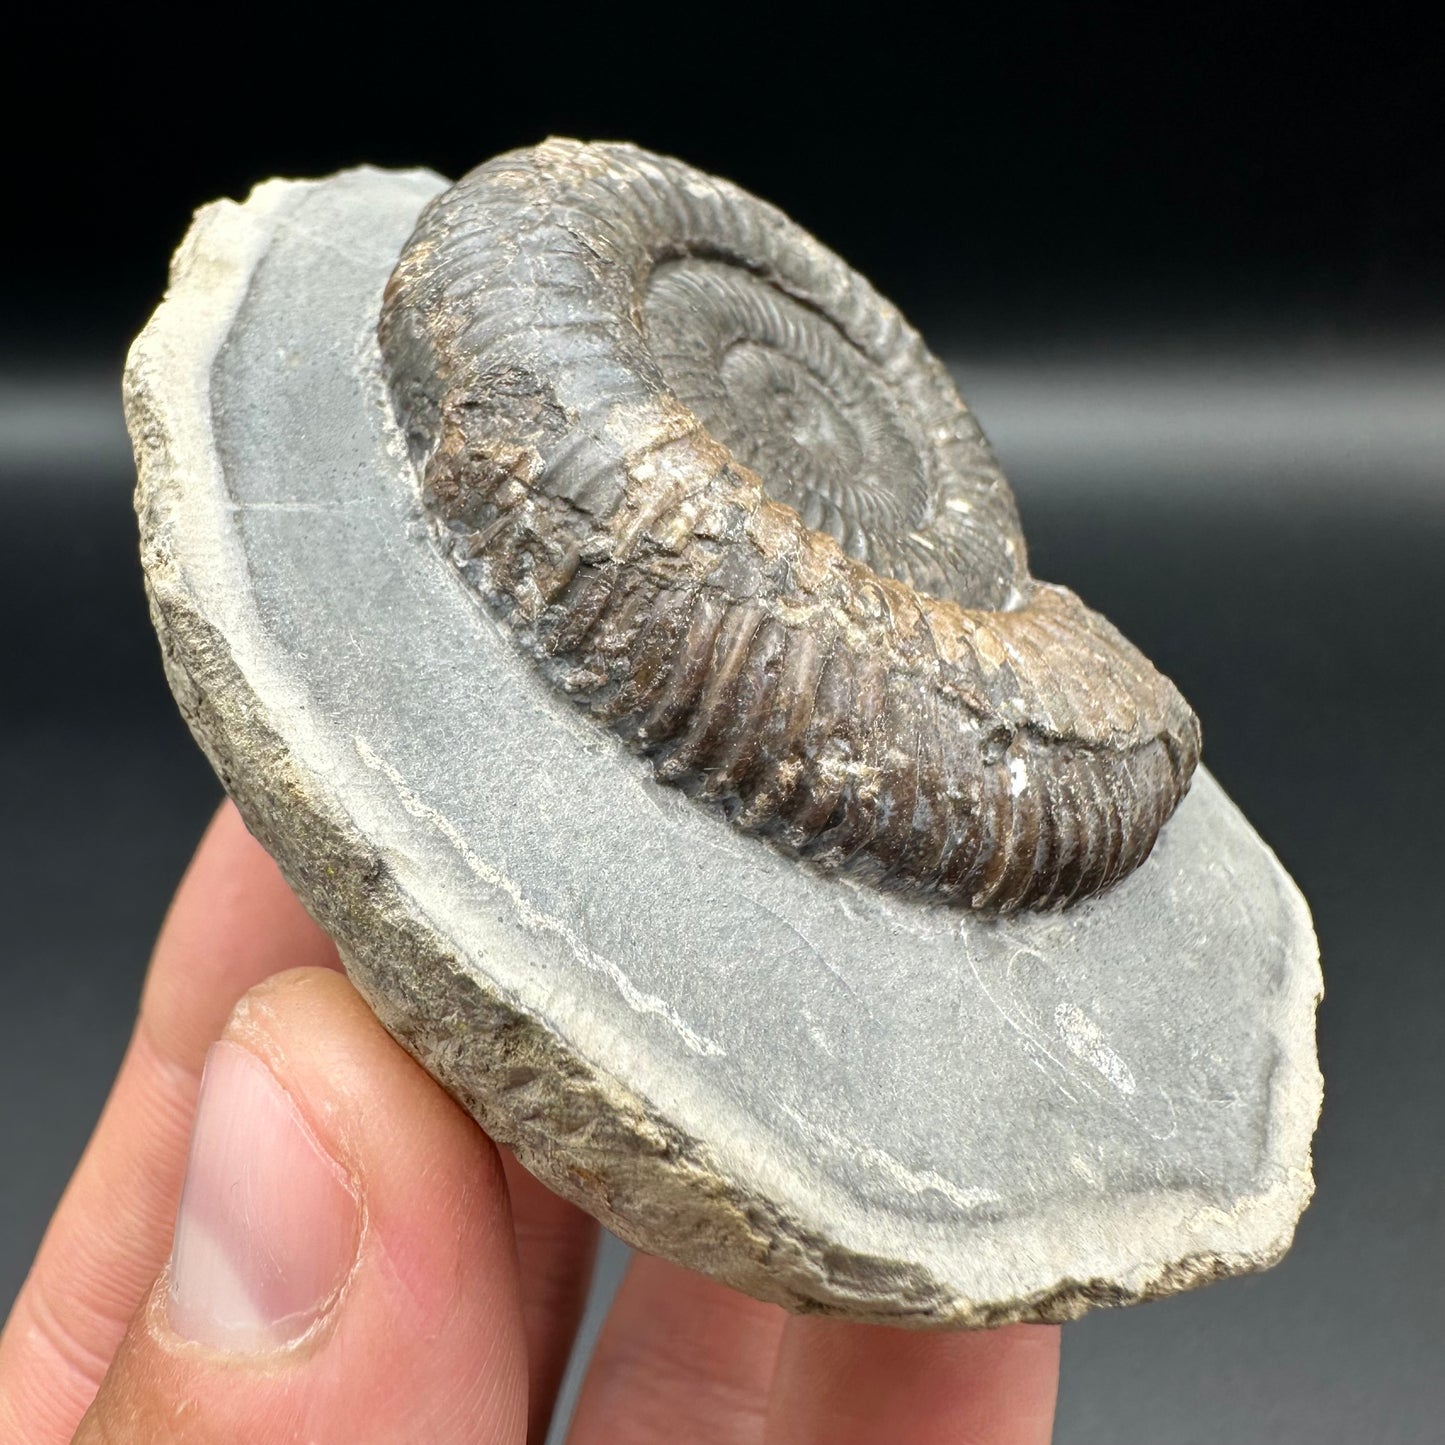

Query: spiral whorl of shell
<box><xmin>379</xmin><ymin>139</ymin><xmax>1201</xmax><ymax>910</ymax></box>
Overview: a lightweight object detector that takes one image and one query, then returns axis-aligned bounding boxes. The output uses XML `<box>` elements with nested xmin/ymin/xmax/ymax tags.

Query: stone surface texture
<box><xmin>126</xmin><ymin>168</ymin><xmax>1323</xmax><ymax>1327</ymax></box>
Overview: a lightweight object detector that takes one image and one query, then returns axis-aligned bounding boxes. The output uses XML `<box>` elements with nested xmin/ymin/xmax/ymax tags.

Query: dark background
<box><xmin>2</xmin><ymin>7</ymin><xmax>1441</xmax><ymax>1442</ymax></box>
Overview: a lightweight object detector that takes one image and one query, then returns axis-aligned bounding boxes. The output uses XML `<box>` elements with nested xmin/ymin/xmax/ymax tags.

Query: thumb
<box><xmin>75</xmin><ymin>968</ymin><xmax>528</xmax><ymax>1445</ymax></box>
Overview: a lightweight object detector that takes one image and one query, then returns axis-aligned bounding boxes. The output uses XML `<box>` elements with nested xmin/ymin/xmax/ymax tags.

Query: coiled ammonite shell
<box><xmin>379</xmin><ymin>139</ymin><xmax>1201</xmax><ymax>911</ymax></box>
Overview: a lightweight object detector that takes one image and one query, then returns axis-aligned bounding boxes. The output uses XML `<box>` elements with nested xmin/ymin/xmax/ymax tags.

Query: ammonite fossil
<box><xmin>379</xmin><ymin>139</ymin><xmax>1201</xmax><ymax>911</ymax></box>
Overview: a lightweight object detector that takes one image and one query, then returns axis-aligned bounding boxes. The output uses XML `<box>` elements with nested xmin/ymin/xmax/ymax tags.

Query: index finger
<box><xmin>765</xmin><ymin>1316</ymin><xmax>1060</xmax><ymax>1445</ymax></box>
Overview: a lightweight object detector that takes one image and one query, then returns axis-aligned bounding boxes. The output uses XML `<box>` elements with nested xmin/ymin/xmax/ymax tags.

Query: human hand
<box><xmin>0</xmin><ymin>804</ymin><xmax>1059</xmax><ymax>1443</ymax></box>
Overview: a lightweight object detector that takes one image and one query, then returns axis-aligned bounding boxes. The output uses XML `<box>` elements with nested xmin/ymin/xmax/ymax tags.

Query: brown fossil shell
<box><xmin>378</xmin><ymin>139</ymin><xmax>1201</xmax><ymax>911</ymax></box>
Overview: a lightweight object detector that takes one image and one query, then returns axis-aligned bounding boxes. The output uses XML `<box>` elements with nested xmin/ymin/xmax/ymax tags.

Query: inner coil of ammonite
<box><xmin>644</xmin><ymin>258</ymin><xmax>992</xmax><ymax>604</ymax></box>
<box><xmin>379</xmin><ymin>139</ymin><xmax>1201</xmax><ymax>912</ymax></box>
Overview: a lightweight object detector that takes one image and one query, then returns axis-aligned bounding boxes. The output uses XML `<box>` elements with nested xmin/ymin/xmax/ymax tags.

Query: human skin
<box><xmin>0</xmin><ymin>803</ymin><xmax>1060</xmax><ymax>1443</ymax></box>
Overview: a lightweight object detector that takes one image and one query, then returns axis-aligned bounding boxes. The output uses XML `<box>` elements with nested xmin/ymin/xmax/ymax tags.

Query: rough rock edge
<box><xmin>124</xmin><ymin>171</ymin><xmax>1324</xmax><ymax>1328</ymax></box>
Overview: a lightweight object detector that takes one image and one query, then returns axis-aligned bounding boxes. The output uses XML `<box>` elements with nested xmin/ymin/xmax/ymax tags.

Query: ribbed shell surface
<box><xmin>379</xmin><ymin>139</ymin><xmax>1201</xmax><ymax>910</ymax></box>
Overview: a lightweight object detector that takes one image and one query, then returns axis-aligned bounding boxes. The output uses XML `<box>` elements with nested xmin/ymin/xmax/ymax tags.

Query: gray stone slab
<box><xmin>126</xmin><ymin>168</ymin><xmax>1322</xmax><ymax>1327</ymax></box>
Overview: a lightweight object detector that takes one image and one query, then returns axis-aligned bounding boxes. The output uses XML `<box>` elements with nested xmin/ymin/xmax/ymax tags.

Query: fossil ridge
<box><xmin>380</xmin><ymin>141</ymin><xmax>1201</xmax><ymax>912</ymax></box>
